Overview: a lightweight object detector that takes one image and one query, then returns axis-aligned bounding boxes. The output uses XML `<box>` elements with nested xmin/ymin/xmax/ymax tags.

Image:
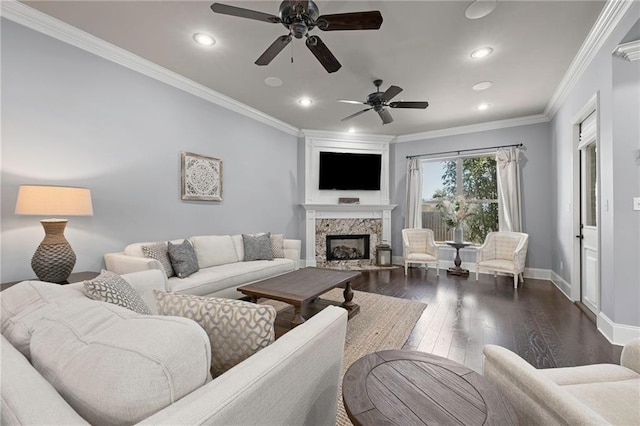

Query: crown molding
<box><xmin>300</xmin><ymin>129</ymin><xmax>396</xmax><ymax>143</ymax></box>
<box><xmin>0</xmin><ymin>0</ymin><xmax>300</xmax><ymax>137</ymax></box>
<box><xmin>614</xmin><ymin>39</ymin><xmax>640</xmax><ymax>61</ymax></box>
<box><xmin>544</xmin><ymin>0</ymin><xmax>635</xmax><ymax>119</ymax></box>
<box><xmin>393</xmin><ymin>114</ymin><xmax>548</xmax><ymax>143</ymax></box>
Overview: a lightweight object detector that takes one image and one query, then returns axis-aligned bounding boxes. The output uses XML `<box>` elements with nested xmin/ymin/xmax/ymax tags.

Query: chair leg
<box><xmin>520</xmin><ymin>273</ymin><xmax>524</xmax><ymax>283</ymax></box>
<box><xmin>404</xmin><ymin>262</ymin><xmax>408</xmax><ymax>275</ymax></box>
<box><xmin>436</xmin><ymin>262</ymin><xmax>439</xmax><ymax>277</ymax></box>
<box><xmin>476</xmin><ymin>267</ymin><xmax>479</xmax><ymax>281</ymax></box>
<box><xmin>513</xmin><ymin>274</ymin><xmax>518</xmax><ymax>288</ymax></box>
<box><xmin>494</xmin><ymin>271</ymin><xmax>497</xmax><ymax>278</ymax></box>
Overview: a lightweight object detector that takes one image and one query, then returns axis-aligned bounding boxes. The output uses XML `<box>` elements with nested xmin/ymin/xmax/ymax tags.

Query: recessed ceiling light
<box><xmin>477</xmin><ymin>103</ymin><xmax>491</xmax><ymax>111</ymax></box>
<box><xmin>465</xmin><ymin>0</ymin><xmax>498</xmax><ymax>20</ymax></box>
<box><xmin>298</xmin><ymin>97</ymin><xmax>313</xmax><ymax>107</ymax></box>
<box><xmin>264</xmin><ymin>77</ymin><xmax>283</xmax><ymax>87</ymax></box>
<box><xmin>348</xmin><ymin>128</ymin><xmax>356</xmax><ymax>133</ymax></box>
<box><xmin>193</xmin><ymin>33</ymin><xmax>216</xmax><ymax>46</ymax></box>
<box><xmin>472</xmin><ymin>81</ymin><xmax>493</xmax><ymax>91</ymax></box>
<box><xmin>470</xmin><ymin>47</ymin><xmax>493</xmax><ymax>59</ymax></box>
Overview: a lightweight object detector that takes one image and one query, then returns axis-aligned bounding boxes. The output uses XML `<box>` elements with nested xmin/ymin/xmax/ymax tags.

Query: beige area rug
<box><xmin>262</xmin><ymin>288</ymin><xmax>426</xmax><ymax>426</ymax></box>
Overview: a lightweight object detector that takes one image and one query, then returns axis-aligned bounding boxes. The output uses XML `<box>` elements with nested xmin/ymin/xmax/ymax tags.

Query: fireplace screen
<box><xmin>326</xmin><ymin>234</ymin><xmax>370</xmax><ymax>261</ymax></box>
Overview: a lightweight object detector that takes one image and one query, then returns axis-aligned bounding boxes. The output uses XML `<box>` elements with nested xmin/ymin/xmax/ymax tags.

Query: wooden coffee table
<box><xmin>238</xmin><ymin>267</ymin><xmax>361</xmax><ymax>328</ymax></box>
<box><xmin>343</xmin><ymin>350</ymin><xmax>517</xmax><ymax>425</ymax></box>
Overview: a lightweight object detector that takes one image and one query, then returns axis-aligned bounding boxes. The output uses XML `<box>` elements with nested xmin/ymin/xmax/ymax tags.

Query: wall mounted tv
<box><xmin>318</xmin><ymin>151</ymin><xmax>382</xmax><ymax>190</ymax></box>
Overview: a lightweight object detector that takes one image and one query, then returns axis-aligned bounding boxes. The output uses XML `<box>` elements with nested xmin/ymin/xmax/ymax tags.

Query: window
<box><xmin>422</xmin><ymin>155</ymin><xmax>498</xmax><ymax>244</ymax></box>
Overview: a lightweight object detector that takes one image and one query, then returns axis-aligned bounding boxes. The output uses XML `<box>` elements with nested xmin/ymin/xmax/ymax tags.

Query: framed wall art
<box><xmin>181</xmin><ymin>151</ymin><xmax>223</xmax><ymax>201</ymax></box>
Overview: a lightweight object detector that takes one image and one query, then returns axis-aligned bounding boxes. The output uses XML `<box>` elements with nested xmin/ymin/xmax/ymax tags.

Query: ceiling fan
<box><xmin>339</xmin><ymin>80</ymin><xmax>430</xmax><ymax>125</ymax></box>
<box><xmin>210</xmin><ymin>1</ymin><xmax>383</xmax><ymax>73</ymax></box>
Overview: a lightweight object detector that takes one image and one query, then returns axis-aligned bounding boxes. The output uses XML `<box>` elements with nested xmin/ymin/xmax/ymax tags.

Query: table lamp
<box><xmin>15</xmin><ymin>185</ymin><xmax>93</xmax><ymax>283</ymax></box>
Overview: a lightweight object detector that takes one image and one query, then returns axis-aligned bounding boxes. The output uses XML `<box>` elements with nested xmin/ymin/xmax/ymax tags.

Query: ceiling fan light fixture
<box><xmin>472</xmin><ymin>81</ymin><xmax>493</xmax><ymax>91</ymax></box>
<box><xmin>465</xmin><ymin>0</ymin><xmax>498</xmax><ymax>20</ymax></box>
<box><xmin>477</xmin><ymin>103</ymin><xmax>492</xmax><ymax>111</ymax></box>
<box><xmin>193</xmin><ymin>33</ymin><xmax>216</xmax><ymax>46</ymax></box>
<box><xmin>470</xmin><ymin>47</ymin><xmax>493</xmax><ymax>59</ymax></box>
<box><xmin>298</xmin><ymin>97</ymin><xmax>313</xmax><ymax>107</ymax></box>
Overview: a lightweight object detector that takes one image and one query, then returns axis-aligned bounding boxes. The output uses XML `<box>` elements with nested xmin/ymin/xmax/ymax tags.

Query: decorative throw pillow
<box><xmin>83</xmin><ymin>270</ymin><xmax>151</xmax><ymax>315</ymax></box>
<box><xmin>167</xmin><ymin>240</ymin><xmax>199</xmax><ymax>278</ymax></box>
<box><xmin>154</xmin><ymin>291</ymin><xmax>276</xmax><ymax>377</ymax></box>
<box><xmin>242</xmin><ymin>232</ymin><xmax>273</xmax><ymax>261</ymax></box>
<box><xmin>270</xmin><ymin>234</ymin><xmax>285</xmax><ymax>258</ymax></box>
<box><xmin>142</xmin><ymin>242</ymin><xmax>175</xmax><ymax>278</ymax></box>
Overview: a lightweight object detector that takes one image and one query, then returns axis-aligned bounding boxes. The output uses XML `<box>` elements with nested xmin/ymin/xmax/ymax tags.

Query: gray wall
<box><xmin>390</xmin><ymin>122</ymin><xmax>553</xmax><ymax>270</ymax></box>
<box><xmin>549</xmin><ymin>5</ymin><xmax>639</xmax><ymax>327</ymax></box>
<box><xmin>1</xmin><ymin>19</ymin><xmax>300</xmax><ymax>282</ymax></box>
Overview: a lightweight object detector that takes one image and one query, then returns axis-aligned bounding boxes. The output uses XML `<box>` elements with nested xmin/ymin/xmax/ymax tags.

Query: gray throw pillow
<box><xmin>243</xmin><ymin>233</ymin><xmax>273</xmax><ymax>261</ymax></box>
<box><xmin>167</xmin><ymin>239</ymin><xmax>199</xmax><ymax>278</ymax></box>
<box><xmin>142</xmin><ymin>242</ymin><xmax>175</xmax><ymax>278</ymax></box>
<box><xmin>270</xmin><ymin>234</ymin><xmax>285</xmax><ymax>258</ymax></box>
<box><xmin>83</xmin><ymin>270</ymin><xmax>152</xmax><ymax>315</ymax></box>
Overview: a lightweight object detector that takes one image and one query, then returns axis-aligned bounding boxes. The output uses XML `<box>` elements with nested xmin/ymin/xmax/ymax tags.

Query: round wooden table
<box><xmin>343</xmin><ymin>349</ymin><xmax>517</xmax><ymax>425</ymax></box>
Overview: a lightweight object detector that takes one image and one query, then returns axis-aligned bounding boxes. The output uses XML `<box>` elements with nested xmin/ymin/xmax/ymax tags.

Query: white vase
<box><xmin>453</xmin><ymin>225</ymin><xmax>464</xmax><ymax>243</ymax></box>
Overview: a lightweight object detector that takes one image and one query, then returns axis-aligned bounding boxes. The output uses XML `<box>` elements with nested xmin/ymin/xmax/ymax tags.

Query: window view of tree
<box><xmin>422</xmin><ymin>155</ymin><xmax>498</xmax><ymax>244</ymax></box>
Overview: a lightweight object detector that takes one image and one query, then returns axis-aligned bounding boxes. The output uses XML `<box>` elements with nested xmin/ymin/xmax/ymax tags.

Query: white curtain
<box><xmin>405</xmin><ymin>158</ymin><xmax>423</xmax><ymax>229</ymax></box>
<box><xmin>496</xmin><ymin>147</ymin><xmax>523</xmax><ymax>232</ymax></box>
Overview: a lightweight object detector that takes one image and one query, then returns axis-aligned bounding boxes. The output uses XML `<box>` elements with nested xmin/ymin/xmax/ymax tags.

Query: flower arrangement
<box><xmin>435</xmin><ymin>195</ymin><xmax>476</xmax><ymax>228</ymax></box>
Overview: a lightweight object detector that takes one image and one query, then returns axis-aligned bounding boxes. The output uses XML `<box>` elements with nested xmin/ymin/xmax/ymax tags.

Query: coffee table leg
<box><xmin>291</xmin><ymin>304</ymin><xmax>306</xmax><ymax>327</ymax></box>
<box><xmin>342</xmin><ymin>281</ymin><xmax>355</xmax><ymax>309</ymax></box>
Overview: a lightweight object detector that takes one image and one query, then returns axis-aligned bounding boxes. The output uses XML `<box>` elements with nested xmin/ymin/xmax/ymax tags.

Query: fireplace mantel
<box><xmin>301</xmin><ymin>204</ymin><xmax>397</xmax><ymax>267</ymax></box>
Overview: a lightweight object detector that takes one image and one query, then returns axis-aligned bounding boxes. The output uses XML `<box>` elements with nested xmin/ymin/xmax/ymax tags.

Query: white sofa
<box><xmin>1</xmin><ymin>270</ymin><xmax>348</xmax><ymax>425</ymax></box>
<box><xmin>483</xmin><ymin>339</ymin><xmax>640</xmax><ymax>425</ymax></box>
<box><xmin>104</xmin><ymin>234</ymin><xmax>301</xmax><ymax>299</ymax></box>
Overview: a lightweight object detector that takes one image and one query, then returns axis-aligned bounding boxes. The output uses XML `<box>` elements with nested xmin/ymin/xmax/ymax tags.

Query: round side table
<box><xmin>445</xmin><ymin>240</ymin><xmax>472</xmax><ymax>276</ymax></box>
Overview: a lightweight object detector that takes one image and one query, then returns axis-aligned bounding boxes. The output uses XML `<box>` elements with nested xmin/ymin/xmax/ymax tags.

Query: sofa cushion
<box><xmin>0</xmin><ymin>281</ymin><xmax>86</xmax><ymax>359</ymax></box>
<box><xmin>561</xmin><ymin>379</ymin><xmax>640</xmax><ymax>425</ymax></box>
<box><xmin>29</xmin><ymin>297</ymin><xmax>211</xmax><ymax>425</ymax></box>
<box><xmin>83</xmin><ymin>270</ymin><xmax>152</xmax><ymax>315</ymax></box>
<box><xmin>142</xmin><ymin>242</ymin><xmax>175</xmax><ymax>278</ymax></box>
<box><xmin>271</xmin><ymin>234</ymin><xmax>285</xmax><ymax>258</ymax></box>
<box><xmin>168</xmin><ymin>240</ymin><xmax>200</xmax><ymax>278</ymax></box>
<box><xmin>243</xmin><ymin>233</ymin><xmax>273</xmax><ymax>261</ymax></box>
<box><xmin>167</xmin><ymin>258</ymin><xmax>295</xmax><ymax>296</ymax></box>
<box><xmin>155</xmin><ymin>291</ymin><xmax>276</xmax><ymax>377</ymax></box>
<box><xmin>1</xmin><ymin>335</ymin><xmax>90</xmax><ymax>425</ymax></box>
<box><xmin>190</xmin><ymin>235</ymin><xmax>239</xmax><ymax>268</ymax></box>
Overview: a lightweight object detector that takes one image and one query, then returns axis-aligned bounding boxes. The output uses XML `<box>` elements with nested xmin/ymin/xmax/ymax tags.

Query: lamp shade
<box><xmin>15</xmin><ymin>185</ymin><xmax>93</xmax><ymax>216</ymax></box>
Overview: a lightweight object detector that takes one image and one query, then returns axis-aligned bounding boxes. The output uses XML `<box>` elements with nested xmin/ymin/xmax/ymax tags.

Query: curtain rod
<box><xmin>406</xmin><ymin>143</ymin><xmax>523</xmax><ymax>159</ymax></box>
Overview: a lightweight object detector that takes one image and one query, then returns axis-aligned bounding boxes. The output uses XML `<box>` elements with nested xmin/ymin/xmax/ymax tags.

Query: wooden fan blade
<box><xmin>306</xmin><ymin>36</ymin><xmax>342</xmax><ymax>73</ymax></box>
<box><xmin>317</xmin><ymin>11</ymin><xmax>383</xmax><ymax>31</ymax></box>
<box><xmin>255</xmin><ymin>35</ymin><xmax>292</xmax><ymax>66</ymax></box>
<box><xmin>338</xmin><ymin>100</ymin><xmax>367</xmax><ymax>105</ymax></box>
<box><xmin>341</xmin><ymin>108</ymin><xmax>372</xmax><ymax>122</ymax></box>
<box><xmin>378</xmin><ymin>108</ymin><xmax>394</xmax><ymax>124</ymax></box>
<box><xmin>382</xmin><ymin>85</ymin><xmax>403</xmax><ymax>102</ymax></box>
<box><xmin>389</xmin><ymin>101</ymin><xmax>430</xmax><ymax>109</ymax></box>
<box><xmin>211</xmin><ymin>3</ymin><xmax>281</xmax><ymax>23</ymax></box>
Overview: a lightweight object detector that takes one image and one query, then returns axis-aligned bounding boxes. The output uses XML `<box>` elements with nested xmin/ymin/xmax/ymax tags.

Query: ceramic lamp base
<box><xmin>31</xmin><ymin>219</ymin><xmax>76</xmax><ymax>283</ymax></box>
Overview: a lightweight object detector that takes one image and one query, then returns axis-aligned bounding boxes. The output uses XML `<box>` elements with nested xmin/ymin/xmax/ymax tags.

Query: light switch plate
<box><xmin>634</xmin><ymin>197</ymin><xmax>640</xmax><ymax>211</ymax></box>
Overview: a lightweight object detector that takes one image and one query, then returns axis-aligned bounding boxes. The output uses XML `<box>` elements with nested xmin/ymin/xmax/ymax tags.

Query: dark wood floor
<box><xmin>349</xmin><ymin>266</ymin><xmax>623</xmax><ymax>374</ymax></box>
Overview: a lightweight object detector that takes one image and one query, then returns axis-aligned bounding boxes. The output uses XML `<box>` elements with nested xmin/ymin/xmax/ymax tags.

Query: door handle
<box><xmin>576</xmin><ymin>234</ymin><xmax>584</xmax><ymax>240</ymax></box>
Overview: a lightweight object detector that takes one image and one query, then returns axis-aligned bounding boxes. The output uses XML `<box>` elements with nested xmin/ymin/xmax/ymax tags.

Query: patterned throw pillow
<box><xmin>242</xmin><ymin>233</ymin><xmax>273</xmax><ymax>261</ymax></box>
<box><xmin>270</xmin><ymin>234</ymin><xmax>285</xmax><ymax>258</ymax></box>
<box><xmin>83</xmin><ymin>270</ymin><xmax>151</xmax><ymax>315</ymax></box>
<box><xmin>154</xmin><ymin>291</ymin><xmax>276</xmax><ymax>377</ymax></box>
<box><xmin>167</xmin><ymin>240</ymin><xmax>199</xmax><ymax>278</ymax></box>
<box><xmin>142</xmin><ymin>242</ymin><xmax>175</xmax><ymax>278</ymax></box>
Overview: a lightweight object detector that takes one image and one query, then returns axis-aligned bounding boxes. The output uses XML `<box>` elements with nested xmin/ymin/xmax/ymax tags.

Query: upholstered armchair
<box><xmin>402</xmin><ymin>228</ymin><xmax>440</xmax><ymax>276</ymax></box>
<box><xmin>483</xmin><ymin>338</ymin><xmax>640</xmax><ymax>425</ymax></box>
<box><xmin>475</xmin><ymin>231</ymin><xmax>529</xmax><ymax>288</ymax></box>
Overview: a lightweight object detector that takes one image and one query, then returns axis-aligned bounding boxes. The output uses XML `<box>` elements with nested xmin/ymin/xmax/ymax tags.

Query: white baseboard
<box><xmin>598</xmin><ymin>312</ymin><xmax>640</xmax><ymax>346</ymax></box>
<box><xmin>549</xmin><ymin>271</ymin><xmax>573</xmax><ymax>300</ymax></box>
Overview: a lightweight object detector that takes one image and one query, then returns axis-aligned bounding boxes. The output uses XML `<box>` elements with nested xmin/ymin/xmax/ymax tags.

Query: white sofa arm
<box><xmin>621</xmin><ymin>337</ymin><xmax>640</xmax><ymax>374</ymax></box>
<box><xmin>283</xmin><ymin>239</ymin><xmax>302</xmax><ymax>269</ymax></box>
<box><xmin>139</xmin><ymin>305</ymin><xmax>348</xmax><ymax>426</ymax></box>
<box><xmin>121</xmin><ymin>270</ymin><xmax>168</xmax><ymax>315</ymax></box>
<box><xmin>104</xmin><ymin>252</ymin><xmax>163</xmax><ymax>275</ymax></box>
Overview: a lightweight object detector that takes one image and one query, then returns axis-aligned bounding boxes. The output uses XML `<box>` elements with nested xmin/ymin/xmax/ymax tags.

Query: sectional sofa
<box><xmin>0</xmin><ymin>269</ymin><xmax>348</xmax><ymax>425</ymax></box>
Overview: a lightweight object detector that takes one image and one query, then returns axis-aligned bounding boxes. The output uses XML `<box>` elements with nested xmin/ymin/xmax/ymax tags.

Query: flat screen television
<box><xmin>318</xmin><ymin>151</ymin><xmax>381</xmax><ymax>190</ymax></box>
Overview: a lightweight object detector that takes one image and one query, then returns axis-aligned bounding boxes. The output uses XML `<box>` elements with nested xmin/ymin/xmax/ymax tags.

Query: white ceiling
<box><xmin>21</xmin><ymin>0</ymin><xmax>606</xmax><ymax>136</ymax></box>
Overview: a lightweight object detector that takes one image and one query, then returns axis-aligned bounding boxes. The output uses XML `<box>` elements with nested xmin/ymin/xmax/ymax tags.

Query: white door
<box><xmin>578</xmin><ymin>113</ymin><xmax>599</xmax><ymax>315</ymax></box>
